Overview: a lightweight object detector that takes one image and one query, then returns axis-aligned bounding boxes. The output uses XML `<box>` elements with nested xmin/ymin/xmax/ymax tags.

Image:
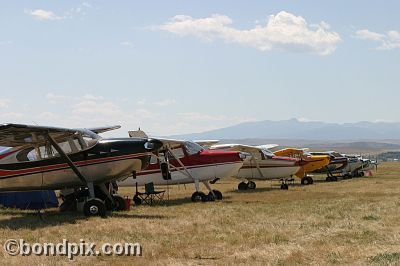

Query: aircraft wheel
<box><xmin>112</xmin><ymin>194</ymin><xmax>126</xmax><ymax>211</ymax></box>
<box><xmin>211</xmin><ymin>190</ymin><xmax>223</xmax><ymax>200</ymax></box>
<box><xmin>332</xmin><ymin>176</ymin><xmax>338</xmax><ymax>182</ymax></box>
<box><xmin>207</xmin><ymin>193</ymin><xmax>216</xmax><ymax>201</ymax></box>
<box><xmin>238</xmin><ymin>182</ymin><xmax>248</xmax><ymax>190</ymax></box>
<box><xmin>302</xmin><ymin>176</ymin><xmax>313</xmax><ymax>185</ymax></box>
<box><xmin>133</xmin><ymin>195</ymin><xmax>142</xmax><ymax>205</ymax></box>
<box><xmin>83</xmin><ymin>198</ymin><xmax>106</xmax><ymax>217</ymax></box>
<box><xmin>360</xmin><ymin>172</ymin><xmax>365</xmax><ymax>177</ymax></box>
<box><xmin>191</xmin><ymin>192</ymin><xmax>207</xmax><ymax>202</ymax></box>
<box><xmin>280</xmin><ymin>184</ymin><xmax>289</xmax><ymax>190</ymax></box>
<box><xmin>247</xmin><ymin>181</ymin><xmax>256</xmax><ymax>190</ymax></box>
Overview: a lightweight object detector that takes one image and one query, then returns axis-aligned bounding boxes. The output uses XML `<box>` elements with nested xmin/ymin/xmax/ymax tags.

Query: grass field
<box><xmin>1</xmin><ymin>163</ymin><xmax>400</xmax><ymax>265</ymax></box>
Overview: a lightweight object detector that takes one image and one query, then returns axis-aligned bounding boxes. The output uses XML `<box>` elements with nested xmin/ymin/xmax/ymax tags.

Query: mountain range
<box><xmin>170</xmin><ymin>119</ymin><xmax>400</xmax><ymax>141</ymax></box>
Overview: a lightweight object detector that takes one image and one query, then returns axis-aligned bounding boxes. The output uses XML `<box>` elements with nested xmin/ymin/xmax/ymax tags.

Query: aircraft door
<box><xmin>159</xmin><ymin>153</ymin><xmax>171</xmax><ymax>180</ymax></box>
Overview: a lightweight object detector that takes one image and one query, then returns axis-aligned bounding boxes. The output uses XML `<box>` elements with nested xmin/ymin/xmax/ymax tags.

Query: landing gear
<box><xmin>238</xmin><ymin>182</ymin><xmax>248</xmax><ymax>190</ymax></box>
<box><xmin>326</xmin><ymin>175</ymin><xmax>338</xmax><ymax>182</ymax></box>
<box><xmin>209</xmin><ymin>190</ymin><xmax>223</xmax><ymax>200</ymax></box>
<box><xmin>191</xmin><ymin>191</ymin><xmax>207</xmax><ymax>202</ymax></box>
<box><xmin>112</xmin><ymin>194</ymin><xmax>126</xmax><ymax>211</ymax></box>
<box><xmin>83</xmin><ymin>198</ymin><xmax>106</xmax><ymax>218</ymax></box>
<box><xmin>301</xmin><ymin>176</ymin><xmax>314</xmax><ymax>185</ymax></box>
<box><xmin>247</xmin><ymin>181</ymin><xmax>256</xmax><ymax>190</ymax></box>
<box><xmin>238</xmin><ymin>181</ymin><xmax>256</xmax><ymax>190</ymax></box>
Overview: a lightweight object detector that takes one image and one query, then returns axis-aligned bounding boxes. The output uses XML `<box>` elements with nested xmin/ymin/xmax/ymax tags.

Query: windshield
<box><xmin>184</xmin><ymin>141</ymin><xmax>204</xmax><ymax>155</ymax></box>
<box><xmin>261</xmin><ymin>149</ymin><xmax>275</xmax><ymax>158</ymax></box>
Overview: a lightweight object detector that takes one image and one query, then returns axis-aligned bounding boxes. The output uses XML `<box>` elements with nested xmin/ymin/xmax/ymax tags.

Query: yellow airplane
<box><xmin>273</xmin><ymin>148</ymin><xmax>330</xmax><ymax>185</ymax></box>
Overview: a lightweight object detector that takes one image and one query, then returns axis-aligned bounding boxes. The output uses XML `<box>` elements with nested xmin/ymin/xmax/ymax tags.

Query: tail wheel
<box><xmin>191</xmin><ymin>192</ymin><xmax>207</xmax><ymax>202</ymax></box>
<box><xmin>133</xmin><ymin>195</ymin><xmax>142</xmax><ymax>205</ymax></box>
<box><xmin>112</xmin><ymin>194</ymin><xmax>126</xmax><ymax>211</ymax></box>
<box><xmin>83</xmin><ymin>198</ymin><xmax>106</xmax><ymax>218</ymax></box>
<box><xmin>280</xmin><ymin>184</ymin><xmax>289</xmax><ymax>190</ymax></box>
<box><xmin>238</xmin><ymin>182</ymin><xmax>248</xmax><ymax>190</ymax></box>
<box><xmin>247</xmin><ymin>181</ymin><xmax>256</xmax><ymax>190</ymax></box>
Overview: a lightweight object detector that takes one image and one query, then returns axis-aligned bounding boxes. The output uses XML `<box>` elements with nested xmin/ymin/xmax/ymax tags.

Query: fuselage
<box><xmin>118</xmin><ymin>149</ymin><xmax>244</xmax><ymax>186</ymax></box>
<box><xmin>0</xmin><ymin>138</ymin><xmax>161</xmax><ymax>192</ymax></box>
<box><xmin>274</xmin><ymin>148</ymin><xmax>330</xmax><ymax>178</ymax></box>
<box><xmin>236</xmin><ymin>155</ymin><xmax>301</xmax><ymax>180</ymax></box>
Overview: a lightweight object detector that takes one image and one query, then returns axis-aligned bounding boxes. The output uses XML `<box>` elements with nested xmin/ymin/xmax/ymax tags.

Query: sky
<box><xmin>0</xmin><ymin>1</ymin><xmax>399</xmax><ymax>136</ymax></box>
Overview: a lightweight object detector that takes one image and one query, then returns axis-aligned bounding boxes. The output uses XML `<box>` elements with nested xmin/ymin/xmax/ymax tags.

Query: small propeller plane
<box><xmin>309</xmin><ymin>151</ymin><xmax>349</xmax><ymax>181</ymax></box>
<box><xmin>209</xmin><ymin>144</ymin><xmax>302</xmax><ymax>190</ymax></box>
<box><xmin>273</xmin><ymin>148</ymin><xmax>331</xmax><ymax>185</ymax></box>
<box><xmin>117</xmin><ymin>130</ymin><xmax>245</xmax><ymax>203</ymax></box>
<box><xmin>0</xmin><ymin>124</ymin><xmax>162</xmax><ymax>217</ymax></box>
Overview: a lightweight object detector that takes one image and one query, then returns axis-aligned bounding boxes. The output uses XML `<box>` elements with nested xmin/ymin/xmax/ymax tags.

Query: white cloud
<box><xmin>158</xmin><ymin>11</ymin><xmax>341</xmax><ymax>55</ymax></box>
<box><xmin>355</xmin><ymin>29</ymin><xmax>400</xmax><ymax>50</ymax></box>
<box><xmin>354</xmin><ymin>29</ymin><xmax>384</xmax><ymax>41</ymax></box>
<box><xmin>25</xmin><ymin>3</ymin><xmax>92</xmax><ymax>21</ymax></box>
<box><xmin>26</xmin><ymin>9</ymin><xmax>62</xmax><ymax>21</ymax></box>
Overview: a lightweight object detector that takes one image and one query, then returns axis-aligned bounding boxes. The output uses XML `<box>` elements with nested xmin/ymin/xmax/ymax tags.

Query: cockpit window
<box><xmin>14</xmin><ymin>134</ymin><xmax>97</xmax><ymax>162</ymax></box>
<box><xmin>261</xmin><ymin>149</ymin><xmax>274</xmax><ymax>158</ymax></box>
<box><xmin>184</xmin><ymin>141</ymin><xmax>204</xmax><ymax>155</ymax></box>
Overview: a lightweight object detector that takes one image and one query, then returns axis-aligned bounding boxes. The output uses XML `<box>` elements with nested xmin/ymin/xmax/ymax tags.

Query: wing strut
<box><xmin>46</xmin><ymin>133</ymin><xmax>88</xmax><ymax>185</ymax></box>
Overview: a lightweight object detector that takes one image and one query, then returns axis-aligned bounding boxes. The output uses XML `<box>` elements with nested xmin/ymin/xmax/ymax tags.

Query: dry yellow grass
<box><xmin>0</xmin><ymin>163</ymin><xmax>400</xmax><ymax>265</ymax></box>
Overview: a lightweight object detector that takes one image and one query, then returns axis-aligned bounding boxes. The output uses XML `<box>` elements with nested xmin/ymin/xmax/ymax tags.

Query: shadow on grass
<box><xmin>0</xmin><ymin>209</ymin><xmax>85</xmax><ymax>230</ymax></box>
<box><xmin>130</xmin><ymin>195</ymin><xmax>233</xmax><ymax>208</ymax></box>
<box><xmin>0</xmin><ymin>207</ymin><xmax>171</xmax><ymax>230</ymax></box>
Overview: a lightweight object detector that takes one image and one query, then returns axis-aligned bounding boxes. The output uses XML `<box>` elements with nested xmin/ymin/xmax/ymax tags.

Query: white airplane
<box><xmin>209</xmin><ymin>144</ymin><xmax>302</xmax><ymax>190</ymax></box>
<box><xmin>117</xmin><ymin>130</ymin><xmax>246</xmax><ymax>203</ymax></box>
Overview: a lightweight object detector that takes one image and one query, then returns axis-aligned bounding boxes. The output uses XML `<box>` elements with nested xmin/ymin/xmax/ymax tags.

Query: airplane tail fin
<box><xmin>128</xmin><ymin>129</ymin><xmax>148</xmax><ymax>138</ymax></box>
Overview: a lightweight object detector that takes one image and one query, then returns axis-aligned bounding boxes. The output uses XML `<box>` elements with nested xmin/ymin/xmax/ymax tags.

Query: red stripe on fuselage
<box><xmin>0</xmin><ymin>152</ymin><xmax>149</xmax><ymax>178</ymax></box>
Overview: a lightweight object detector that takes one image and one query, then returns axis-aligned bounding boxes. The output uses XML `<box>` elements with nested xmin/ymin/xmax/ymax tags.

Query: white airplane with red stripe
<box><xmin>117</xmin><ymin>130</ymin><xmax>245</xmax><ymax>203</ymax></box>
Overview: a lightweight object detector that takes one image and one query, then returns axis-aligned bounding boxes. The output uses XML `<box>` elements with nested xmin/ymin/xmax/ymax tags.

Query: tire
<box><xmin>112</xmin><ymin>194</ymin><xmax>126</xmax><ymax>211</ymax></box>
<box><xmin>238</xmin><ymin>182</ymin><xmax>248</xmax><ymax>190</ymax></box>
<box><xmin>247</xmin><ymin>181</ymin><xmax>256</xmax><ymax>190</ymax></box>
<box><xmin>360</xmin><ymin>172</ymin><xmax>365</xmax><ymax>177</ymax></box>
<box><xmin>212</xmin><ymin>190</ymin><xmax>223</xmax><ymax>200</ymax></box>
<box><xmin>191</xmin><ymin>192</ymin><xmax>207</xmax><ymax>202</ymax></box>
<box><xmin>308</xmin><ymin>176</ymin><xmax>314</xmax><ymax>184</ymax></box>
<box><xmin>83</xmin><ymin>198</ymin><xmax>106</xmax><ymax>217</ymax></box>
<box><xmin>301</xmin><ymin>177</ymin><xmax>309</xmax><ymax>185</ymax></box>
<box><xmin>133</xmin><ymin>195</ymin><xmax>142</xmax><ymax>205</ymax></box>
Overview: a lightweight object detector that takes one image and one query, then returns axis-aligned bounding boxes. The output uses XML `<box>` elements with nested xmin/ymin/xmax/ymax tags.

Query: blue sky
<box><xmin>0</xmin><ymin>1</ymin><xmax>399</xmax><ymax>136</ymax></box>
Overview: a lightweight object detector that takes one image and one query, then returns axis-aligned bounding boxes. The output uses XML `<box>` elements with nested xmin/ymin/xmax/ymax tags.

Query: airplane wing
<box><xmin>0</xmin><ymin>123</ymin><xmax>99</xmax><ymax>147</ymax></box>
<box><xmin>194</xmin><ymin>140</ymin><xmax>219</xmax><ymax>148</ymax></box>
<box><xmin>210</xmin><ymin>144</ymin><xmax>262</xmax><ymax>153</ymax></box>
<box><xmin>256</xmin><ymin>144</ymin><xmax>279</xmax><ymax>150</ymax></box>
<box><xmin>88</xmin><ymin>125</ymin><xmax>121</xmax><ymax>134</ymax></box>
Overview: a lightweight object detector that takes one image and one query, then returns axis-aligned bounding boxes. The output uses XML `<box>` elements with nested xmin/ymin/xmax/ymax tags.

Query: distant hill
<box><xmin>170</xmin><ymin>119</ymin><xmax>400</xmax><ymax>141</ymax></box>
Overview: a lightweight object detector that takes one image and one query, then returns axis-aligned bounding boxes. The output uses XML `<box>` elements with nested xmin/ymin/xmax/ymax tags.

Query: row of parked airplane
<box><xmin>0</xmin><ymin>124</ymin><xmax>377</xmax><ymax>217</ymax></box>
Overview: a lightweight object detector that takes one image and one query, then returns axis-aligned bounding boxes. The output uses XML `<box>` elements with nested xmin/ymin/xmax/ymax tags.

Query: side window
<box><xmin>150</xmin><ymin>154</ymin><xmax>159</xmax><ymax>164</ymax></box>
<box><xmin>168</xmin><ymin>147</ymin><xmax>185</xmax><ymax>160</ymax></box>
